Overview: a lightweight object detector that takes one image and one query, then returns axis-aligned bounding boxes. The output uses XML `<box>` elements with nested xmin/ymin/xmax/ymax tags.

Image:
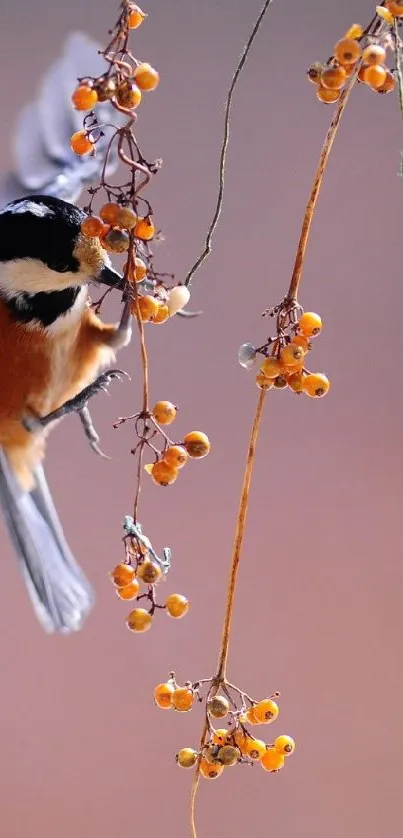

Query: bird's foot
<box><xmin>22</xmin><ymin>369</ymin><xmax>130</xmax><ymax>456</ymax></box>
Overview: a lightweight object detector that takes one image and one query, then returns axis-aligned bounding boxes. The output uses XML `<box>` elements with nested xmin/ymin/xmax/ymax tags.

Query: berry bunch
<box><xmin>154</xmin><ymin>675</ymin><xmax>295</xmax><ymax>778</ymax></box>
<box><xmin>70</xmin><ymin>4</ymin><xmax>158</xmax><ymax>157</ymax></box>
<box><xmin>114</xmin><ymin>400</ymin><xmax>210</xmax><ymax>488</ymax></box>
<box><xmin>239</xmin><ymin>305</ymin><xmax>330</xmax><ymax>398</ymax></box>
<box><xmin>307</xmin><ymin>11</ymin><xmax>399</xmax><ymax>105</ymax></box>
<box><xmin>109</xmin><ymin>518</ymin><xmax>189</xmax><ymax>633</ymax></box>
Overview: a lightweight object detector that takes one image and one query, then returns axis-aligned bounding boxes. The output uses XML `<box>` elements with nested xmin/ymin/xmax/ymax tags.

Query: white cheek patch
<box><xmin>0</xmin><ymin>200</ymin><xmax>55</xmax><ymax>218</ymax></box>
<box><xmin>46</xmin><ymin>285</ymin><xmax>89</xmax><ymax>334</ymax></box>
<box><xmin>0</xmin><ymin>258</ymin><xmax>85</xmax><ymax>294</ymax></box>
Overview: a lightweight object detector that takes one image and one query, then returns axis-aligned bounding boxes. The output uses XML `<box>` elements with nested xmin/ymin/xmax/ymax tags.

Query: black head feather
<box><xmin>0</xmin><ymin>195</ymin><xmax>86</xmax><ymax>274</ymax></box>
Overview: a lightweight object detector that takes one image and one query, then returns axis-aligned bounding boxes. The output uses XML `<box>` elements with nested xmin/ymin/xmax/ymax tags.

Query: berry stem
<box><xmin>184</xmin><ymin>0</ymin><xmax>274</xmax><ymax>289</ymax></box>
<box><xmin>216</xmin><ymin>388</ymin><xmax>266</xmax><ymax>680</ymax></box>
<box><xmin>393</xmin><ymin>19</ymin><xmax>403</xmax><ymax>122</ymax></box>
<box><xmin>286</xmin><ymin>72</ymin><xmax>358</xmax><ymax>302</ymax></box>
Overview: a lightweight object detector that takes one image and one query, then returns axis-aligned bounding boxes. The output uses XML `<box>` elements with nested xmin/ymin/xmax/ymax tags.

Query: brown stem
<box><xmin>189</xmin><ymin>391</ymin><xmax>266</xmax><ymax>837</ymax></box>
<box><xmin>184</xmin><ymin>0</ymin><xmax>274</xmax><ymax>289</ymax></box>
<box><xmin>216</xmin><ymin>388</ymin><xmax>266</xmax><ymax>679</ymax></box>
<box><xmin>393</xmin><ymin>19</ymin><xmax>403</xmax><ymax>122</ymax></box>
<box><xmin>287</xmin><ymin>73</ymin><xmax>357</xmax><ymax>301</ymax></box>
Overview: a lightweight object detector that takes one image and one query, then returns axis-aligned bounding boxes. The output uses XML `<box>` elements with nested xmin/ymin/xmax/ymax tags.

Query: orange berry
<box><xmin>244</xmin><ymin>737</ymin><xmax>267</xmax><ymax>761</ymax></box>
<box><xmin>151</xmin><ymin>301</ymin><xmax>170</xmax><ymax>324</ymax></box>
<box><xmin>154</xmin><ymin>682</ymin><xmax>175</xmax><ymax>709</ymax></box>
<box><xmin>104</xmin><ymin>228</ymin><xmax>130</xmax><ymax>252</ymax></box>
<box><xmin>200</xmin><ymin>758</ymin><xmax>224</xmax><ymax>779</ymax></box>
<box><xmin>116</xmin><ymin>206</ymin><xmax>138</xmax><ymax>230</ymax></box>
<box><xmin>100</xmin><ymin>202</ymin><xmax>120</xmax><ymax>225</ymax></box>
<box><xmin>165</xmin><ymin>593</ymin><xmax>189</xmax><ymax>619</ymax></box>
<box><xmin>133</xmin><ymin>257</ymin><xmax>147</xmax><ymax>280</ymax></box>
<box><xmin>280</xmin><ymin>343</ymin><xmax>306</xmax><ymax>367</ymax></box>
<box><xmin>274</xmin><ymin>734</ymin><xmax>295</xmax><ymax>756</ymax></box>
<box><xmin>377</xmin><ymin>5</ymin><xmax>394</xmax><ymax>22</ymax></box>
<box><xmin>134</xmin><ymin>216</ymin><xmax>155</xmax><ymax>240</ymax></box>
<box><xmin>273</xmin><ymin>375</ymin><xmax>288</xmax><ymax>389</ymax></box>
<box><xmin>386</xmin><ymin>0</ymin><xmax>403</xmax><ymax>15</ymax></box>
<box><xmin>360</xmin><ymin>64</ymin><xmax>387</xmax><ymax>89</ymax></box>
<box><xmin>334</xmin><ymin>38</ymin><xmax>362</xmax><ymax>65</ymax></box>
<box><xmin>70</xmin><ymin>130</ymin><xmax>94</xmax><ymax>155</ymax></box>
<box><xmin>376</xmin><ymin>69</ymin><xmax>396</xmax><ymax>93</ymax></box>
<box><xmin>287</xmin><ymin>372</ymin><xmax>305</xmax><ymax>394</ymax></box>
<box><xmin>96</xmin><ymin>78</ymin><xmax>116</xmax><ymax>102</ymax></box>
<box><xmin>72</xmin><ymin>84</ymin><xmax>98</xmax><ymax>110</ymax></box>
<box><xmin>292</xmin><ymin>334</ymin><xmax>311</xmax><ymax>351</ymax></box>
<box><xmin>261</xmin><ymin>747</ymin><xmax>285</xmax><ymax>772</ymax></box>
<box><xmin>252</xmin><ymin>699</ymin><xmax>279</xmax><ymax>724</ymax></box>
<box><xmin>362</xmin><ymin>44</ymin><xmax>386</xmax><ymax>65</ymax></box>
<box><xmin>321</xmin><ymin>65</ymin><xmax>347</xmax><ymax>90</ymax></box>
<box><xmin>183</xmin><ymin>431</ymin><xmax>210</xmax><ymax>459</ymax></box>
<box><xmin>126</xmin><ymin>607</ymin><xmax>152</xmax><ymax>632</ymax></box>
<box><xmin>207</xmin><ymin>696</ymin><xmax>229</xmax><ymax>719</ymax></box>
<box><xmin>203</xmin><ymin>744</ymin><xmax>221</xmax><ymax>764</ymax></box>
<box><xmin>172</xmin><ymin>687</ymin><xmax>194</xmax><ymax>712</ymax></box>
<box><xmin>116</xmin><ymin>580</ymin><xmax>140</xmax><ymax>600</ymax></box>
<box><xmin>134</xmin><ymin>295</ymin><xmax>160</xmax><ymax>321</ymax></box>
<box><xmin>260</xmin><ymin>357</ymin><xmax>284</xmax><ymax>378</ymax></box>
<box><xmin>176</xmin><ymin>748</ymin><xmax>198</xmax><ymax>768</ymax></box>
<box><xmin>81</xmin><ymin>215</ymin><xmax>104</xmax><ymax>237</ymax></box>
<box><xmin>128</xmin><ymin>4</ymin><xmax>146</xmax><ymax>28</ymax></box>
<box><xmin>151</xmin><ymin>460</ymin><xmax>179</xmax><ymax>487</ymax></box>
<box><xmin>110</xmin><ymin>563</ymin><xmax>136</xmax><ymax>587</ymax></box>
<box><xmin>116</xmin><ymin>81</ymin><xmax>142</xmax><ymax>109</ymax></box>
<box><xmin>298</xmin><ymin>311</ymin><xmax>322</xmax><ymax>337</ymax></box>
<box><xmin>212</xmin><ymin>729</ymin><xmax>229</xmax><ymax>745</ymax></box>
<box><xmin>256</xmin><ymin>373</ymin><xmax>275</xmax><ymax>390</ymax></box>
<box><xmin>137</xmin><ymin>559</ymin><xmax>162</xmax><ymax>584</ymax></box>
<box><xmin>307</xmin><ymin>62</ymin><xmax>324</xmax><ymax>84</ymax></box>
<box><xmin>240</xmin><ymin>706</ymin><xmax>259</xmax><ymax>725</ymax></box>
<box><xmin>316</xmin><ymin>85</ymin><xmax>341</xmax><ymax>104</ymax></box>
<box><xmin>302</xmin><ymin>373</ymin><xmax>330</xmax><ymax>398</ymax></box>
<box><xmin>134</xmin><ymin>62</ymin><xmax>160</xmax><ymax>91</ymax></box>
<box><xmin>217</xmin><ymin>745</ymin><xmax>239</xmax><ymax>766</ymax></box>
<box><xmin>344</xmin><ymin>24</ymin><xmax>364</xmax><ymax>40</ymax></box>
<box><xmin>233</xmin><ymin>729</ymin><xmax>248</xmax><ymax>752</ymax></box>
<box><xmin>152</xmin><ymin>401</ymin><xmax>177</xmax><ymax>424</ymax></box>
<box><xmin>163</xmin><ymin>445</ymin><xmax>188</xmax><ymax>469</ymax></box>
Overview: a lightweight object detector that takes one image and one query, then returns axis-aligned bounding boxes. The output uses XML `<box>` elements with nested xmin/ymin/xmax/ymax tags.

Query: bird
<box><xmin>0</xmin><ymin>33</ymin><xmax>131</xmax><ymax>635</ymax></box>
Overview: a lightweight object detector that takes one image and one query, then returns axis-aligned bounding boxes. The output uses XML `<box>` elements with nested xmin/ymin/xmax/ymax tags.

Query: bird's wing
<box><xmin>0</xmin><ymin>32</ymin><xmax>123</xmax><ymax>208</ymax></box>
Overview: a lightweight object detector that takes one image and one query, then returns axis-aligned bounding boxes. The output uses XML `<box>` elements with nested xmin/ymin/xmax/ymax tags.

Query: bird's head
<box><xmin>0</xmin><ymin>194</ymin><xmax>123</xmax><ymax>296</ymax></box>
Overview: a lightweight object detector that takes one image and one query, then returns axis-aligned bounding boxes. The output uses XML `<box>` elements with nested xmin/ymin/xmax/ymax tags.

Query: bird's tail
<box><xmin>0</xmin><ymin>448</ymin><xmax>94</xmax><ymax>633</ymax></box>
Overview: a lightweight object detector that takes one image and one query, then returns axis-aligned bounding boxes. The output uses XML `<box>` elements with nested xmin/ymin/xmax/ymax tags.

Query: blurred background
<box><xmin>1</xmin><ymin>0</ymin><xmax>403</xmax><ymax>835</ymax></box>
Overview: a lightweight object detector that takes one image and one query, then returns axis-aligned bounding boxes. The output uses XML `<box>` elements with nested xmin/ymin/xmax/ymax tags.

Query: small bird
<box><xmin>0</xmin><ymin>34</ymin><xmax>130</xmax><ymax>634</ymax></box>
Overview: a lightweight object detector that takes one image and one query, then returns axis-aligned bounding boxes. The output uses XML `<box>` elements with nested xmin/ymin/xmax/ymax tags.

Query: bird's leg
<box><xmin>22</xmin><ymin>369</ymin><xmax>130</xmax><ymax>437</ymax></box>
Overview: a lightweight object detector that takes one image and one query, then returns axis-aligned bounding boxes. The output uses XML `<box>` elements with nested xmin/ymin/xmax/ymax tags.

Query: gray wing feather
<box><xmin>0</xmin><ymin>31</ymin><xmax>123</xmax><ymax>208</ymax></box>
<box><xmin>0</xmin><ymin>449</ymin><xmax>94</xmax><ymax>634</ymax></box>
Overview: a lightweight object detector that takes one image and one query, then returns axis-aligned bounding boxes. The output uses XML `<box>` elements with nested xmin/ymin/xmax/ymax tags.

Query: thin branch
<box><xmin>287</xmin><ymin>72</ymin><xmax>358</xmax><ymax>301</ymax></box>
<box><xmin>184</xmin><ymin>0</ymin><xmax>275</xmax><ymax>289</ymax></box>
<box><xmin>393</xmin><ymin>19</ymin><xmax>403</xmax><ymax>122</ymax></box>
<box><xmin>216</xmin><ymin>388</ymin><xmax>266</xmax><ymax>679</ymax></box>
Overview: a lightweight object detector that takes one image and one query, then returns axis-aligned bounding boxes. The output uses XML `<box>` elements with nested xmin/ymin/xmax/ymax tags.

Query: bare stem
<box><xmin>287</xmin><ymin>73</ymin><xmax>357</xmax><ymax>301</ymax></box>
<box><xmin>216</xmin><ymin>388</ymin><xmax>266</xmax><ymax>679</ymax></box>
<box><xmin>393</xmin><ymin>19</ymin><xmax>403</xmax><ymax>122</ymax></box>
<box><xmin>184</xmin><ymin>0</ymin><xmax>274</xmax><ymax>289</ymax></box>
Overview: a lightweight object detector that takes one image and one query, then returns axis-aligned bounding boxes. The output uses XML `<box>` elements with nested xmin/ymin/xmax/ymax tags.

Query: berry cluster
<box><xmin>109</xmin><ymin>519</ymin><xmax>189</xmax><ymax>633</ymax></box>
<box><xmin>70</xmin><ymin>4</ymin><xmax>157</xmax><ymax>157</ymax></box>
<box><xmin>239</xmin><ymin>306</ymin><xmax>330</xmax><ymax>398</ymax></box>
<box><xmin>154</xmin><ymin>675</ymin><xmax>295</xmax><ymax>778</ymax></box>
<box><xmin>308</xmin><ymin>12</ymin><xmax>399</xmax><ymax>105</ymax></box>
<box><xmin>114</xmin><ymin>400</ymin><xmax>210</xmax><ymax>487</ymax></box>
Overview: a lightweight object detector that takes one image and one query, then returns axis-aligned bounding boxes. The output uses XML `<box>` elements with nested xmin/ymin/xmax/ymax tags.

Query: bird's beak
<box><xmin>99</xmin><ymin>264</ymin><xmax>125</xmax><ymax>289</ymax></box>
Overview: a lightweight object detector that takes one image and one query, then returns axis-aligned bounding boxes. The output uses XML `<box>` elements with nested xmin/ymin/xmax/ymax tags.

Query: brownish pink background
<box><xmin>1</xmin><ymin>1</ymin><xmax>403</xmax><ymax>835</ymax></box>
